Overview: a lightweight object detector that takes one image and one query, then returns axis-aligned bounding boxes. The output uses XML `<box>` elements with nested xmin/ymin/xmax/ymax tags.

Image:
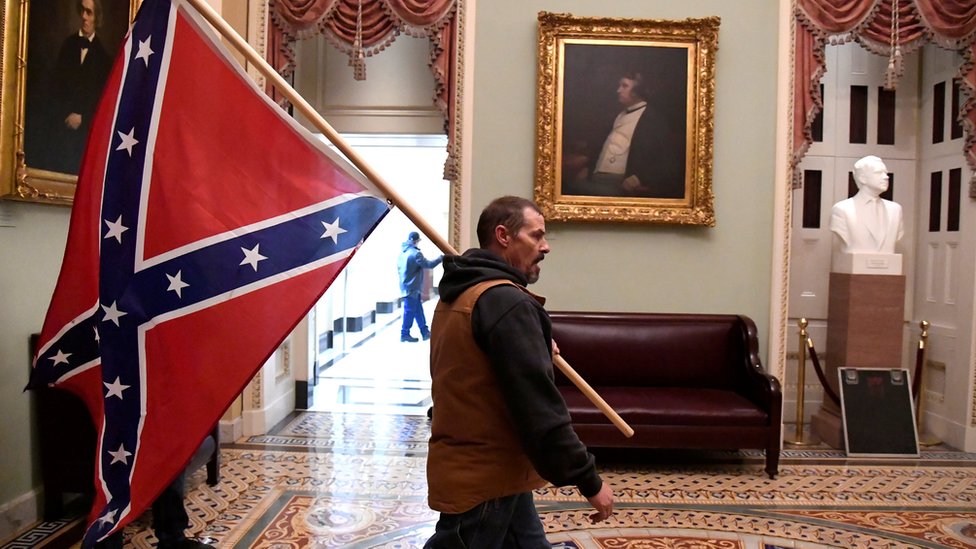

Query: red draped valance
<box><xmin>793</xmin><ymin>0</ymin><xmax>976</xmax><ymax>192</ymax></box>
<box><xmin>268</xmin><ymin>0</ymin><xmax>459</xmax><ymax>179</ymax></box>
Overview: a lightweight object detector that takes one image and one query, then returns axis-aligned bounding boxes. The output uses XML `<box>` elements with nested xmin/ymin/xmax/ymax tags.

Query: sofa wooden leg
<box><xmin>765</xmin><ymin>447</ymin><xmax>780</xmax><ymax>479</ymax></box>
<box><xmin>206</xmin><ymin>425</ymin><xmax>220</xmax><ymax>486</ymax></box>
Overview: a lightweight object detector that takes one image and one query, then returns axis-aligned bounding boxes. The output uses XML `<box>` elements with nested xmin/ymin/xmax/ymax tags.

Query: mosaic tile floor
<box><xmin>9</xmin><ymin>411</ymin><xmax>970</xmax><ymax>549</ymax></box>
<box><xmin>7</xmin><ymin>308</ymin><xmax>976</xmax><ymax>548</ymax></box>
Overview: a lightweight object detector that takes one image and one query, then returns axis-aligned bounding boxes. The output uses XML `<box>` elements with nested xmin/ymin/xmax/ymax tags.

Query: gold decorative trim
<box><xmin>971</xmin><ymin>353</ymin><xmax>976</xmax><ymax>426</ymax></box>
<box><xmin>247</xmin><ymin>0</ymin><xmax>268</xmax><ymax>91</ymax></box>
<box><xmin>448</xmin><ymin>0</ymin><xmax>465</xmax><ymax>250</ymax></box>
<box><xmin>770</xmin><ymin>10</ymin><xmax>796</xmax><ymax>390</ymax></box>
<box><xmin>773</xmin><ymin>0</ymin><xmax>799</xmax><ymax>388</ymax></box>
<box><xmin>250</xmin><ymin>370</ymin><xmax>263</xmax><ymax>409</ymax></box>
<box><xmin>0</xmin><ymin>0</ymin><xmax>140</xmax><ymax>206</ymax></box>
<box><xmin>275</xmin><ymin>340</ymin><xmax>291</xmax><ymax>384</ymax></box>
<box><xmin>534</xmin><ymin>12</ymin><xmax>718</xmax><ymax>225</ymax></box>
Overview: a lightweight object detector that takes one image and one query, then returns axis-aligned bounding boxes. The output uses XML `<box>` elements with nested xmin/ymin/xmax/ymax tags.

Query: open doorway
<box><xmin>308</xmin><ymin>133</ymin><xmax>449</xmax><ymax>415</ymax></box>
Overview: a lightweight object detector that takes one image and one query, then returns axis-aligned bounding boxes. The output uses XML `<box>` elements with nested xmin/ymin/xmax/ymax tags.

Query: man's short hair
<box><xmin>853</xmin><ymin>155</ymin><xmax>883</xmax><ymax>187</ymax></box>
<box><xmin>476</xmin><ymin>196</ymin><xmax>543</xmax><ymax>248</ymax></box>
<box><xmin>621</xmin><ymin>70</ymin><xmax>649</xmax><ymax>101</ymax></box>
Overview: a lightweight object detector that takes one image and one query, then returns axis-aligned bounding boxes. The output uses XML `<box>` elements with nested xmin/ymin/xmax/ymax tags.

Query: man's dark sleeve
<box><xmin>414</xmin><ymin>251</ymin><xmax>443</xmax><ymax>270</ymax></box>
<box><xmin>473</xmin><ymin>287</ymin><xmax>603</xmax><ymax>497</ymax></box>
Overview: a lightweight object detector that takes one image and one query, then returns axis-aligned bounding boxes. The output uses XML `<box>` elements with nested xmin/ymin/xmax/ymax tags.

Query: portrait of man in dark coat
<box><xmin>23</xmin><ymin>0</ymin><xmax>127</xmax><ymax>175</ymax></box>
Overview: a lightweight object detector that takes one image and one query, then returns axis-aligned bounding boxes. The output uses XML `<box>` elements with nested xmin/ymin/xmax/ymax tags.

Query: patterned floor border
<box><xmin>7</xmin><ymin>411</ymin><xmax>976</xmax><ymax>548</ymax></box>
<box><xmin>251</xmin><ymin>411</ymin><xmax>976</xmax><ymax>464</ymax></box>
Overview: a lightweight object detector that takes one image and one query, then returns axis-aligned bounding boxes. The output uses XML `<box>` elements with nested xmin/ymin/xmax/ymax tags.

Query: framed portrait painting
<box><xmin>534</xmin><ymin>12</ymin><xmax>719</xmax><ymax>225</ymax></box>
<box><xmin>1</xmin><ymin>0</ymin><xmax>137</xmax><ymax>205</ymax></box>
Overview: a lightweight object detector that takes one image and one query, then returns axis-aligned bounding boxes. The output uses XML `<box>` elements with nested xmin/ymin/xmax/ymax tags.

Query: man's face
<box><xmin>616</xmin><ymin>77</ymin><xmax>642</xmax><ymax>108</ymax></box>
<box><xmin>859</xmin><ymin>160</ymin><xmax>889</xmax><ymax>196</ymax></box>
<box><xmin>80</xmin><ymin>0</ymin><xmax>96</xmax><ymax>36</ymax></box>
<box><xmin>502</xmin><ymin>208</ymin><xmax>550</xmax><ymax>284</ymax></box>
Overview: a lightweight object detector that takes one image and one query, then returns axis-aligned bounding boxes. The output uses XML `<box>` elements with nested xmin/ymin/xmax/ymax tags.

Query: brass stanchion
<box><xmin>914</xmin><ymin>320</ymin><xmax>941</xmax><ymax>447</ymax></box>
<box><xmin>787</xmin><ymin>318</ymin><xmax>819</xmax><ymax>446</ymax></box>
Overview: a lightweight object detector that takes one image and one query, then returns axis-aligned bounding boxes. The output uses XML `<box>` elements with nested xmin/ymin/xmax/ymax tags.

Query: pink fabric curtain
<box><xmin>793</xmin><ymin>21</ymin><xmax>826</xmax><ymax>183</ymax></box>
<box><xmin>915</xmin><ymin>0</ymin><xmax>976</xmax><ymax>39</ymax></box>
<box><xmin>793</xmin><ymin>0</ymin><xmax>976</xmax><ymax>192</ymax></box>
<box><xmin>273</xmin><ymin>0</ymin><xmax>337</xmax><ymax>30</ymax></box>
<box><xmin>267</xmin><ymin>0</ymin><xmax>459</xmax><ymax>178</ymax></box>
<box><xmin>963</xmin><ymin>44</ymin><xmax>976</xmax><ymax>197</ymax></box>
<box><xmin>796</xmin><ymin>0</ymin><xmax>877</xmax><ymax>33</ymax></box>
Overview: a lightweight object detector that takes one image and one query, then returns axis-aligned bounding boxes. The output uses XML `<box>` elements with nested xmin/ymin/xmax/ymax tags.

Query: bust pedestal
<box><xmin>811</xmin><ymin>253</ymin><xmax>905</xmax><ymax>449</ymax></box>
<box><xmin>831</xmin><ymin>250</ymin><xmax>903</xmax><ymax>275</ymax></box>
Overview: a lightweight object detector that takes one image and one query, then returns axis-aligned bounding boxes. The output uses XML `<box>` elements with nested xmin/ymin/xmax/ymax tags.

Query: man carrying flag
<box><xmin>27</xmin><ymin>0</ymin><xmax>389</xmax><ymax>545</ymax></box>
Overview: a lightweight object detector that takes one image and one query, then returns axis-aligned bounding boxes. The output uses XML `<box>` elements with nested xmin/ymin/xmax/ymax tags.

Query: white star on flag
<box><xmin>320</xmin><ymin>218</ymin><xmax>347</xmax><ymax>244</ymax></box>
<box><xmin>108</xmin><ymin>443</ymin><xmax>133</xmax><ymax>465</ymax></box>
<box><xmin>97</xmin><ymin>509</ymin><xmax>118</xmax><ymax>526</ymax></box>
<box><xmin>104</xmin><ymin>215</ymin><xmax>129</xmax><ymax>243</ymax></box>
<box><xmin>116</xmin><ymin>128</ymin><xmax>139</xmax><ymax>156</ymax></box>
<box><xmin>94</xmin><ymin>326</ymin><xmax>100</xmax><ymax>343</ymax></box>
<box><xmin>166</xmin><ymin>270</ymin><xmax>189</xmax><ymax>298</ymax></box>
<box><xmin>49</xmin><ymin>349</ymin><xmax>71</xmax><ymax>366</ymax></box>
<box><xmin>240</xmin><ymin>244</ymin><xmax>267</xmax><ymax>271</ymax></box>
<box><xmin>101</xmin><ymin>300</ymin><xmax>127</xmax><ymax>326</ymax></box>
<box><xmin>104</xmin><ymin>376</ymin><xmax>130</xmax><ymax>400</ymax></box>
<box><xmin>135</xmin><ymin>36</ymin><xmax>154</xmax><ymax>66</ymax></box>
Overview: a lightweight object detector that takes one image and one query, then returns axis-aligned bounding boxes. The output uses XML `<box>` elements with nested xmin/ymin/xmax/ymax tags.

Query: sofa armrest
<box><xmin>735</xmin><ymin>315</ymin><xmax>783</xmax><ymax>423</ymax></box>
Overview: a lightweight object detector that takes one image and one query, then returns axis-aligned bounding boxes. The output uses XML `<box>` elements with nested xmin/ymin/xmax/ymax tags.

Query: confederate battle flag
<box><xmin>27</xmin><ymin>0</ymin><xmax>389</xmax><ymax>545</ymax></box>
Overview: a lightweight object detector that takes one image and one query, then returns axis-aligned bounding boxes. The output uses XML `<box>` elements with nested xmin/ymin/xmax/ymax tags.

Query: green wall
<box><xmin>469</xmin><ymin>1</ymin><xmax>778</xmax><ymax>339</ymax></box>
<box><xmin>0</xmin><ymin>202</ymin><xmax>69</xmax><ymax>522</ymax></box>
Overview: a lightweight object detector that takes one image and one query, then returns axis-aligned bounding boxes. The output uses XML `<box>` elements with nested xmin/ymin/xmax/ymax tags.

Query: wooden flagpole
<box><xmin>185</xmin><ymin>0</ymin><xmax>633</xmax><ymax>439</ymax></box>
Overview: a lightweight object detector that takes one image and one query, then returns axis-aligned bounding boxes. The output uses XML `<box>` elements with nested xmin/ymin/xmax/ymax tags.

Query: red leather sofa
<box><xmin>550</xmin><ymin>311</ymin><xmax>782</xmax><ymax>478</ymax></box>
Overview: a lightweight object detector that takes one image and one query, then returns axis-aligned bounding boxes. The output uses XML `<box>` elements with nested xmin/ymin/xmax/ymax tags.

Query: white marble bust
<box><xmin>829</xmin><ymin>155</ymin><xmax>904</xmax><ymax>255</ymax></box>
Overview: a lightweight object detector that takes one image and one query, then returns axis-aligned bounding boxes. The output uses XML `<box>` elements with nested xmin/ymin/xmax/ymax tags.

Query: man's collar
<box><xmin>854</xmin><ymin>191</ymin><xmax>881</xmax><ymax>204</ymax></box>
<box><xmin>624</xmin><ymin>101</ymin><xmax>647</xmax><ymax>114</ymax></box>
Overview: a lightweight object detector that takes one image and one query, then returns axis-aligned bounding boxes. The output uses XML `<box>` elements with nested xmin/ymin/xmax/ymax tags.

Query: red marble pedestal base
<box><xmin>811</xmin><ymin>272</ymin><xmax>906</xmax><ymax>449</ymax></box>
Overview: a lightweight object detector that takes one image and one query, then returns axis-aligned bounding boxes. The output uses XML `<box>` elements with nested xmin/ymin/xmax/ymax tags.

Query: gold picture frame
<box><xmin>1</xmin><ymin>0</ymin><xmax>138</xmax><ymax>205</ymax></box>
<box><xmin>534</xmin><ymin>12</ymin><xmax>718</xmax><ymax>225</ymax></box>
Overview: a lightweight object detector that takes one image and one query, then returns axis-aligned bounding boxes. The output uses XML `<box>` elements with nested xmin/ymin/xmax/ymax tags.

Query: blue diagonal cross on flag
<box><xmin>28</xmin><ymin>0</ymin><xmax>389</xmax><ymax>545</ymax></box>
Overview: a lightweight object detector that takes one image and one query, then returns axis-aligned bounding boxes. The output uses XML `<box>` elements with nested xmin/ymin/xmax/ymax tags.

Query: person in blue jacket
<box><xmin>398</xmin><ymin>231</ymin><xmax>443</xmax><ymax>342</ymax></box>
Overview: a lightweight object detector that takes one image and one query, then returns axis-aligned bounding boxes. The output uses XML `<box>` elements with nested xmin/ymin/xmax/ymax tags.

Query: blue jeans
<box><xmin>424</xmin><ymin>492</ymin><xmax>551</xmax><ymax>548</ymax></box>
<box><xmin>401</xmin><ymin>293</ymin><xmax>429</xmax><ymax>338</ymax></box>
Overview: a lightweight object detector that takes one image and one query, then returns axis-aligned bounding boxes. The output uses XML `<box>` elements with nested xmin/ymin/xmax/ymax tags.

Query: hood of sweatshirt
<box><xmin>438</xmin><ymin>248</ymin><xmax>527</xmax><ymax>303</ymax></box>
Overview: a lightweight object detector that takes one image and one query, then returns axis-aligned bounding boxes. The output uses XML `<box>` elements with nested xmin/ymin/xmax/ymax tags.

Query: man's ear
<box><xmin>494</xmin><ymin>225</ymin><xmax>509</xmax><ymax>248</ymax></box>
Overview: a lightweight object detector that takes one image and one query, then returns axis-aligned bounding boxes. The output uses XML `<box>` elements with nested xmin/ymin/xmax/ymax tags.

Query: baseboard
<box><xmin>242</xmin><ymin>387</ymin><xmax>296</xmax><ymax>437</ymax></box>
<box><xmin>0</xmin><ymin>488</ymin><xmax>40</xmax><ymax>542</ymax></box>
<box><xmin>295</xmin><ymin>380</ymin><xmax>313</xmax><ymax>410</ymax></box>
<box><xmin>333</xmin><ymin>311</ymin><xmax>374</xmax><ymax>333</ymax></box>
<box><xmin>928</xmin><ymin>414</ymin><xmax>968</xmax><ymax>451</ymax></box>
<box><xmin>220</xmin><ymin>417</ymin><xmax>242</xmax><ymax>445</ymax></box>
